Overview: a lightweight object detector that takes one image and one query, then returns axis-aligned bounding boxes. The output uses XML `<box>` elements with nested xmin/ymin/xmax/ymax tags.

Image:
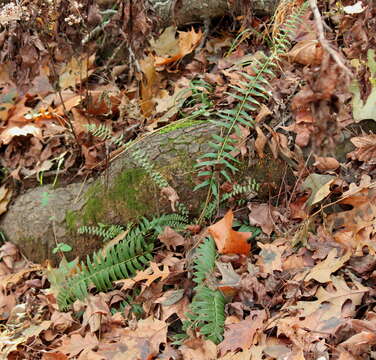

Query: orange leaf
<box><xmin>208</xmin><ymin>210</ymin><xmax>252</xmax><ymax>254</ymax></box>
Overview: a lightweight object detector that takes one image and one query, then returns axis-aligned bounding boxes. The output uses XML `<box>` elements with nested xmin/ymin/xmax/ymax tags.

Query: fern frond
<box><xmin>187</xmin><ymin>286</ymin><xmax>226</xmax><ymax>344</ymax></box>
<box><xmin>78</xmin><ymin>224</ymin><xmax>124</xmax><ymax>241</ymax></box>
<box><xmin>221</xmin><ymin>179</ymin><xmax>259</xmax><ymax>202</ymax></box>
<box><xmin>192</xmin><ymin>237</ymin><xmax>217</xmax><ymax>285</ymax></box>
<box><xmin>57</xmin><ymin>235</ymin><xmax>153</xmax><ymax>310</ymax></box>
<box><xmin>195</xmin><ymin>2</ymin><xmax>309</xmax><ymax>219</ymax></box>
<box><xmin>131</xmin><ymin>149</ymin><xmax>169</xmax><ymax>189</ymax></box>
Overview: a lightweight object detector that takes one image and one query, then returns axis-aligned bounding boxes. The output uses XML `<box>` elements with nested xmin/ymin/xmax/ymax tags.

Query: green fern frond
<box><xmin>59</xmin><ymin>214</ymin><xmax>188</xmax><ymax>310</ymax></box>
<box><xmin>193</xmin><ymin>237</ymin><xmax>217</xmax><ymax>285</ymax></box>
<box><xmin>221</xmin><ymin>179</ymin><xmax>259</xmax><ymax>202</ymax></box>
<box><xmin>195</xmin><ymin>2</ymin><xmax>309</xmax><ymax>219</ymax></box>
<box><xmin>78</xmin><ymin>223</ymin><xmax>124</xmax><ymax>241</ymax></box>
<box><xmin>186</xmin><ymin>286</ymin><xmax>226</xmax><ymax>344</ymax></box>
<box><xmin>131</xmin><ymin>149</ymin><xmax>169</xmax><ymax>189</ymax></box>
<box><xmin>57</xmin><ymin>235</ymin><xmax>153</xmax><ymax>310</ymax></box>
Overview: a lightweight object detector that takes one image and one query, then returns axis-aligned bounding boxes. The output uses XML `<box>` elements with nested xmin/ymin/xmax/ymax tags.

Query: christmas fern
<box><xmin>195</xmin><ymin>2</ymin><xmax>309</xmax><ymax>219</ymax></box>
<box><xmin>57</xmin><ymin>214</ymin><xmax>188</xmax><ymax>310</ymax></box>
<box><xmin>184</xmin><ymin>237</ymin><xmax>226</xmax><ymax>344</ymax></box>
<box><xmin>57</xmin><ymin>235</ymin><xmax>153</xmax><ymax>310</ymax></box>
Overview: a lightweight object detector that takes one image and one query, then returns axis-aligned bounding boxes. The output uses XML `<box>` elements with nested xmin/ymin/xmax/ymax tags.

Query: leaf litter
<box><xmin>1</xmin><ymin>0</ymin><xmax>376</xmax><ymax>359</ymax></box>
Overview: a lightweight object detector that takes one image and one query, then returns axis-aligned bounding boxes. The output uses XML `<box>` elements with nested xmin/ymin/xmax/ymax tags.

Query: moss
<box><xmin>65</xmin><ymin>210</ymin><xmax>78</xmax><ymax>232</ymax></box>
<box><xmin>82</xmin><ymin>182</ymin><xmax>105</xmax><ymax>224</ymax></box>
<box><xmin>108</xmin><ymin>167</ymin><xmax>150</xmax><ymax>216</ymax></box>
<box><xmin>157</xmin><ymin>119</ymin><xmax>206</xmax><ymax>134</ymax></box>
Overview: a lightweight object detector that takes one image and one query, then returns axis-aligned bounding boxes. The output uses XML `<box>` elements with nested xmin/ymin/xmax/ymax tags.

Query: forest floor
<box><xmin>1</xmin><ymin>0</ymin><xmax>376</xmax><ymax>359</ymax></box>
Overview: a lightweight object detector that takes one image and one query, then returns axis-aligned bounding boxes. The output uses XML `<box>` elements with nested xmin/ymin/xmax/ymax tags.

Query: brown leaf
<box><xmin>254</xmin><ymin>126</ymin><xmax>267</xmax><ymax>159</ymax></box>
<box><xmin>208</xmin><ymin>210</ymin><xmax>252</xmax><ymax>255</ymax></box>
<box><xmin>180</xmin><ymin>338</ymin><xmax>217</xmax><ymax>360</ymax></box>
<box><xmin>248</xmin><ymin>203</ymin><xmax>276</xmax><ymax>236</ymax></box>
<box><xmin>313</xmin><ymin>155</ymin><xmax>340</xmax><ymax>171</ymax></box>
<box><xmin>219</xmin><ymin>310</ymin><xmax>266</xmax><ymax>355</ymax></box>
<box><xmin>161</xmin><ymin>186</ymin><xmax>180</xmax><ymax>212</ymax></box>
<box><xmin>56</xmin><ymin>333</ymin><xmax>99</xmax><ymax>358</ymax></box>
<box><xmin>348</xmin><ymin>134</ymin><xmax>376</xmax><ymax>162</ymax></box>
<box><xmin>158</xmin><ymin>226</ymin><xmax>185</xmax><ymax>250</ymax></box>
<box><xmin>133</xmin><ymin>262</ymin><xmax>170</xmax><ymax>287</ymax></box>
<box><xmin>288</xmin><ymin>40</ymin><xmax>323</xmax><ymax>65</ymax></box>
<box><xmin>256</xmin><ymin>243</ymin><xmax>285</xmax><ymax>273</ymax></box>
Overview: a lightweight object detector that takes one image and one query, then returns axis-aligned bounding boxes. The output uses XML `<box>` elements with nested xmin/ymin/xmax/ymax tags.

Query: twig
<box><xmin>309</xmin><ymin>0</ymin><xmax>353</xmax><ymax>78</ymax></box>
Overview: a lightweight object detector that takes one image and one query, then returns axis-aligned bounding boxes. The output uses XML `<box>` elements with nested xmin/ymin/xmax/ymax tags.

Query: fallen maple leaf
<box><xmin>208</xmin><ymin>210</ymin><xmax>252</xmax><ymax>254</ymax></box>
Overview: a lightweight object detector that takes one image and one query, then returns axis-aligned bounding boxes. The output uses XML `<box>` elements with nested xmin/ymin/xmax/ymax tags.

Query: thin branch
<box><xmin>309</xmin><ymin>0</ymin><xmax>353</xmax><ymax>78</ymax></box>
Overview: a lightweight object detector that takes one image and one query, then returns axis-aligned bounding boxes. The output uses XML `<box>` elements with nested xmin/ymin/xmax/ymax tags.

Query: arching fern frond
<box><xmin>57</xmin><ymin>235</ymin><xmax>153</xmax><ymax>310</ymax></box>
<box><xmin>195</xmin><ymin>2</ymin><xmax>309</xmax><ymax>220</ymax></box>
<box><xmin>77</xmin><ymin>223</ymin><xmax>124</xmax><ymax>241</ymax></box>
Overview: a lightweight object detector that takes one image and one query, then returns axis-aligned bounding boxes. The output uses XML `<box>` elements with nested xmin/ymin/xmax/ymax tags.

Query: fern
<box><xmin>195</xmin><ymin>2</ymin><xmax>309</xmax><ymax>218</ymax></box>
<box><xmin>58</xmin><ymin>214</ymin><xmax>188</xmax><ymax>310</ymax></box>
<box><xmin>192</xmin><ymin>237</ymin><xmax>217</xmax><ymax>285</ymax></box>
<box><xmin>78</xmin><ymin>223</ymin><xmax>124</xmax><ymax>241</ymax></box>
<box><xmin>183</xmin><ymin>237</ymin><xmax>226</xmax><ymax>344</ymax></box>
<box><xmin>221</xmin><ymin>179</ymin><xmax>259</xmax><ymax>202</ymax></box>
<box><xmin>57</xmin><ymin>235</ymin><xmax>153</xmax><ymax>310</ymax></box>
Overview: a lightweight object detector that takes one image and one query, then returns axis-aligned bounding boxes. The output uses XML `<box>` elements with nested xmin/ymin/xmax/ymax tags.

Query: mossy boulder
<box><xmin>0</xmin><ymin>123</ymin><xmax>293</xmax><ymax>264</ymax></box>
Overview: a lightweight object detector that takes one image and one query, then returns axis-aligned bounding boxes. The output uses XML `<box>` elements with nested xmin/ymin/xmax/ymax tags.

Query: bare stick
<box><xmin>309</xmin><ymin>0</ymin><xmax>353</xmax><ymax>78</ymax></box>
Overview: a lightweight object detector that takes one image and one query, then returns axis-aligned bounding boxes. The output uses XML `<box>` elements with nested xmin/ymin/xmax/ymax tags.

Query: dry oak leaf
<box><xmin>180</xmin><ymin>338</ymin><xmax>217</xmax><ymax>360</ymax></box>
<box><xmin>158</xmin><ymin>226</ymin><xmax>185</xmax><ymax>250</ymax></box>
<box><xmin>121</xmin><ymin>316</ymin><xmax>167</xmax><ymax>358</ymax></box>
<box><xmin>208</xmin><ymin>209</ymin><xmax>252</xmax><ymax>254</ymax></box>
<box><xmin>219</xmin><ymin>310</ymin><xmax>267</xmax><ymax>356</ymax></box>
<box><xmin>133</xmin><ymin>262</ymin><xmax>170</xmax><ymax>287</ymax></box>
<box><xmin>0</xmin><ymin>185</ymin><xmax>12</xmax><ymax>216</ymax></box>
<box><xmin>348</xmin><ymin>134</ymin><xmax>376</xmax><ymax>163</ymax></box>
<box><xmin>56</xmin><ymin>333</ymin><xmax>99</xmax><ymax>358</ymax></box>
<box><xmin>257</xmin><ymin>242</ymin><xmax>285</xmax><ymax>273</ymax></box>
<box><xmin>305</xmin><ymin>248</ymin><xmax>351</xmax><ymax>283</ymax></box>
<box><xmin>248</xmin><ymin>203</ymin><xmax>280</xmax><ymax>236</ymax></box>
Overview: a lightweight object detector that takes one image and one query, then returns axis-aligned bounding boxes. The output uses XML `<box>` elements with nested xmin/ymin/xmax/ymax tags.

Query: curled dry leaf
<box><xmin>254</xmin><ymin>126</ymin><xmax>267</xmax><ymax>159</ymax></box>
<box><xmin>348</xmin><ymin>134</ymin><xmax>376</xmax><ymax>163</ymax></box>
<box><xmin>288</xmin><ymin>40</ymin><xmax>323</xmax><ymax>65</ymax></box>
<box><xmin>313</xmin><ymin>156</ymin><xmax>340</xmax><ymax>171</ymax></box>
<box><xmin>158</xmin><ymin>226</ymin><xmax>185</xmax><ymax>250</ymax></box>
<box><xmin>208</xmin><ymin>210</ymin><xmax>252</xmax><ymax>255</ymax></box>
<box><xmin>161</xmin><ymin>186</ymin><xmax>179</xmax><ymax>212</ymax></box>
<box><xmin>0</xmin><ymin>185</ymin><xmax>12</xmax><ymax>216</ymax></box>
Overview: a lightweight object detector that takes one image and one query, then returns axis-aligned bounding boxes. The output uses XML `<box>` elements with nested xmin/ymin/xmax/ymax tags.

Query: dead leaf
<box><xmin>254</xmin><ymin>126</ymin><xmax>267</xmax><ymax>159</ymax></box>
<box><xmin>305</xmin><ymin>249</ymin><xmax>351</xmax><ymax>283</ymax></box>
<box><xmin>219</xmin><ymin>310</ymin><xmax>266</xmax><ymax>355</ymax></box>
<box><xmin>59</xmin><ymin>55</ymin><xmax>95</xmax><ymax>90</ymax></box>
<box><xmin>248</xmin><ymin>203</ymin><xmax>276</xmax><ymax>236</ymax></box>
<box><xmin>161</xmin><ymin>186</ymin><xmax>179</xmax><ymax>212</ymax></box>
<box><xmin>0</xmin><ymin>124</ymin><xmax>42</xmax><ymax>145</ymax></box>
<box><xmin>302</xmin><ymin>173</ymin><xmax>336</xmax><ymax>208</ymax></box>
<box><xmin>158</xmin><ymin>226</ymin><xmax>185</xmax><ymax>250</ymax></box>
<box><xmin>257</xmin><ymin>242</ymin><xmax>285</xmax><ymax>273</ymax></box>
<box><xmin>133</xmin><ymin>262</ymin><xmax>170</xmax><ymax>287</ymax></box>
<box><xmin>288</xmin><ymin>40</ymin><xmax>323</xmax><ymax>65</ymax></box>
<box><xmin>208</xmin><ymin>210</ymin><xmax>252</xmax><ymax>254</ymax></box>
<box><xmin>313</xmin><ymin>156</ymin><xmax>340</xmax><ymax>171</ymax></box>
<box><xmin>348</xmin><ymin>134</ymin><xmax>376</xmax><ymax>163</ymax></box>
